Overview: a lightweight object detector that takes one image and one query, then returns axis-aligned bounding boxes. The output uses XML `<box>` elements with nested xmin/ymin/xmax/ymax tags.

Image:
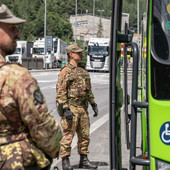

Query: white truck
<box><xmin>32</xmin><ymin>37</ymin><xmax>55</xmax><ymax>68</ymax></box>
<box><xmin>86</xmin><ymin>38</ymin><xmax>110</xmax><ymax>72</ymax></box>
<box><xmin>6</xmin><ymin>41</ymin><xmax>33</xmax><ymax>64</ymax></box>
<box><xmin>32</xmin><ymin>37</ymin><xmax>67</xmax><ymax>68</ymax></box>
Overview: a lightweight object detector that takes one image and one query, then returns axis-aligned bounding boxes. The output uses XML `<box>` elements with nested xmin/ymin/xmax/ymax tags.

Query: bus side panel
<box><xmin>149</xmin><ymin>99</ymin><xmax>170</xmax><ymax>162</ymax></box>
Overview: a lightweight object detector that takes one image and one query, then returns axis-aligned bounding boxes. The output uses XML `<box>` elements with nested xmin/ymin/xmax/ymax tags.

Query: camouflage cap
<box><xmin>66</xmin><ymin>43</ymin><xmax>83</xmax><ymax>53</ymax></box>
<box><xmin>0</xmin><ymin>4</ymin><xmax>26</xmax><ymax>24</ymax></box>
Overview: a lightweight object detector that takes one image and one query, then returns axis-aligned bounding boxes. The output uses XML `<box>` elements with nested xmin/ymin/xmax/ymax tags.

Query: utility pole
<box><xmin>44</xmin><ymin>0</ymin><xmax>47</xmax><ymax>69</ymax></box>
<box><xmin>75</xmin><ymin>0</ymin><xmax>77</xmax><ymax>43</ymax></box>
<box><xmin>137</xmin><ymin>0</ymin><xmax>139</xmax><ymax>46</ymax></box>
<box><xmin>93</xmin><ymin>0</ymin><xmax>95</xmax><ymax>37</ymax></box>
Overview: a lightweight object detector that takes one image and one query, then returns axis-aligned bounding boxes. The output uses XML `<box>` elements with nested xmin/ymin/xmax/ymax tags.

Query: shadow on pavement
<box><xmin>72</xmin><ymin>161</ymin><xmax>109</xmax><ymax>169</ymax></box>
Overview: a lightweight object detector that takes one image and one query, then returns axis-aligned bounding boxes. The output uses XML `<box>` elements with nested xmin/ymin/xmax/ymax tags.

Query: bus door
<box><xmin>110</xmin><ymin>0</ymin><xmax>123</xmax><ymax>169</ymax></box>
<box><xmin>110</xmin><ymin>0</ymin><xmax>134</xmax><ymax>169</ymax></box>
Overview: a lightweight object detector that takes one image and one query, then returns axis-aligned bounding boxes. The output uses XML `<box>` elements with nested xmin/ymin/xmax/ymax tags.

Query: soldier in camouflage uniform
<box><xmin>0</xmin><ymin>4</ymin><xmax>62</xmax><ymax>170</ymax></box>
<box><xmin>56</xmin><ymin>43</ymin><xmax>99</xmax><ymax>170</ymax></box>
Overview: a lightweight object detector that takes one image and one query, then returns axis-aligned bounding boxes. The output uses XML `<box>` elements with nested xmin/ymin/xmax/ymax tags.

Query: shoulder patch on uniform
<box><xmin>33</xmin><ymin>89</ymin><xmax>44</xmax><ymax>104</ymax></box>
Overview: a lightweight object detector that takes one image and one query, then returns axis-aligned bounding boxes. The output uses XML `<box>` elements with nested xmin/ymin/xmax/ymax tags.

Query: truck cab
<box><xmin>86</xmin><ymin>38</ymin><xmax>110</xmax><ymax>71</ymax></box>
<box><xmin>6</xmin><ymin>41</ymin><xmax>33</xmax><ymax>64</ymax></box>
<box><xmin>32</xmin><ymin>37</ymin><xmax>55</xmax><ymax>68</ymax></box>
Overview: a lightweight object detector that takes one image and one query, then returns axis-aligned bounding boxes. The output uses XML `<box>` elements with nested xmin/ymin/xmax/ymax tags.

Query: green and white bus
<box><xmin>110</xmin><ymin>0</ymin><xmax>170</xmax><ymax>169</ymax></box>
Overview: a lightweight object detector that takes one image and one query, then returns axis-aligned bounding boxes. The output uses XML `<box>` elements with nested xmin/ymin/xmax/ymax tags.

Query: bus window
<box><xmin>151</xmin><ymin>57</ymin><xmax>170</xmax><ymax>100</ymax></box>
<box><xmin>151</xmin><ymin>0</ymin><xmax>170</xmax><ymax>100</ymax></box>
<box><xmin>54</xmin><ymin>40</ymin><xmax>58</xmax><ymax>53</ymax></box>
<box><xmin>161</xmin><ymin>1</ymin><xmax>170</xmax><ymax>36</ymax></box>
<box><xmin>152</xmin><ymin>0</ymin><xmax>170</xmax><ymax>63</ymax></box>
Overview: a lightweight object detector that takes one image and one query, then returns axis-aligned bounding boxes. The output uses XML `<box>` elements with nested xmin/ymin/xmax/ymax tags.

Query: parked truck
<box><xmin>32</xmin><ymin>37</ymin><xmax>54</xmax><ymax>68</ymax></box>
<box><xmin>86</xmin><ymin>38</ymin><xmax>110</xmax><ymax>72</ymax></box>
<box><xmin>32</xmin><ymin>36</ymin><xmax>67</xmax><ymax>68</ymax></box>
<box><xmin>5</xmin><ymin>41</ymin><xmax>33</xmax><ymax>64</ymax></box>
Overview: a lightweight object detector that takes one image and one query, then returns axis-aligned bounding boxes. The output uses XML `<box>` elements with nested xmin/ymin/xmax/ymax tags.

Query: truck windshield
<box><xmin>14</xmin><ymin>48</ymin><xmax>21</xmax><ymax>54</ymax></box>
<box><xmin>88</xmin><ymin>46</ymin><xmax>109</xmax><ymax>56</ymax></box>
<box><xmin>33</xmin><ymin>48</ymin><xmax>44</xmax><ymax>55</ymax></box>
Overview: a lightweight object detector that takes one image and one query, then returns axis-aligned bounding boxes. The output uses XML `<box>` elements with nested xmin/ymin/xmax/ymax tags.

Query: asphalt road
<box><xmin>30</xmin><ymin>70</ymin><xmax>110</xmax><ymax>170</ymax></box>
<box><xmin>30</xmin><ymin>70</ymin><xmax>142</xmax><ymax>170</ymax></box>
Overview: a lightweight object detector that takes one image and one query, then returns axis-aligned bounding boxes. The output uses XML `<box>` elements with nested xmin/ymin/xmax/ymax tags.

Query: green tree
<box><xmin>122</xmin><ymin>0</ymin><xmax>144</xmax><ymax>32</ymax></box>
<box><xmin>1</xmin><ymin>0</ymin><xmax>74</xmax><ymax>42</ymax></box>
<box><xmin>0</xmin><ymin>0</ymin><xmax>145</xmax><ymax>41</ymax></box>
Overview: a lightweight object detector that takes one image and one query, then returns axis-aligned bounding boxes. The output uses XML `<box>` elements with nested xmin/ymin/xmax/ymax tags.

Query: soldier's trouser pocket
<box><xmin>0</xmin><ymin>154</ymin><xmax>6</xmax><ymax>169</ymax></box>
<box><xmin>61</xmin><ymin>118</ymin><xmax>73</xmax><ymax>130</ymax></box>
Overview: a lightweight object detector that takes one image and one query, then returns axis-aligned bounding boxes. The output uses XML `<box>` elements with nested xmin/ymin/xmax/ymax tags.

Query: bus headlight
<box><xmin>156</xmin><ymin>159</ymin><xmax>170</xmax><ymax>170</ymax></box>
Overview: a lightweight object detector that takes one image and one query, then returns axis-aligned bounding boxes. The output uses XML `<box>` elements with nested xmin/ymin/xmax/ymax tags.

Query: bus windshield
<box><xmin>33</xmin><ymin>48</ymin><xmax>44</xmax><ymax>55</ymax></box>
<box><xmin>88</xmin><ymin>46</ymin><xmax>109</xmax><ymax>56</ymax></box>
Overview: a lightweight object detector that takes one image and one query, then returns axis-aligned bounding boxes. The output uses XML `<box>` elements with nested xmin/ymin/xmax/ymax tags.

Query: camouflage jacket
<box><xmin>0</xmin><ymin>57</ymin><xmax>62</xmax><ymax>167</ymax></box>
<box><xmin>56</xmin><ymin>63</ymin><xmax>95</xmax><ymax>109</ymax></box>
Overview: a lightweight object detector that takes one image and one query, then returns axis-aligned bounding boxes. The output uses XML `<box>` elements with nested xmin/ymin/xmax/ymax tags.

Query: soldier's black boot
<box><xmin>62</xmin><ymin>156</ymin><xmax>73</xmax><ymax>170</ymax></box>
<box><xmin>79</xmin><ymin>154</ymin><xmax>97</xmax><ymax>169</ymax></box>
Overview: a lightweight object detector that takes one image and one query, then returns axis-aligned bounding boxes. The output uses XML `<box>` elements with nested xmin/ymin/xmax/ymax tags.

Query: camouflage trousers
<box><xmin>0</xmin><ymin>138</ymin><xmax>51</xmax><ymax>169</ymax></box>
<box><xmin>60</xmin><ymin>105</ymin><xmax>90</xmax><ymax>158</ymax></box>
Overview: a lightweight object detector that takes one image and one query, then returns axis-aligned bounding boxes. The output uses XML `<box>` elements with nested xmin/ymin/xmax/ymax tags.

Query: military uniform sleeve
<box><xmin>13</xmin><ymin>71</ymin><xmax>62</xmax><ymax>158</ymax></box>
<box><xmin>56</xmin><ymin>68</ymin><xmax>70</xmax><ymax>109</ymax></box>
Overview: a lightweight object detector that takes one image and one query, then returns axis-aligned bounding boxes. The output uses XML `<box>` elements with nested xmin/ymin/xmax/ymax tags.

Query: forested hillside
<box><xmin>0</xmin><ymin>0</ymin><xmax>142</xmax><ymax>42</ymax></box>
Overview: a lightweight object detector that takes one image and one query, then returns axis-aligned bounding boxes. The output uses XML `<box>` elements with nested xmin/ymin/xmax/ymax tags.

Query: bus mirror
<box><xmin>118</xmin><ymin>29</ymin><xmax>135</xmax><ymax>43</ymax></box>
<box><xmin>118</xmin><ymin>34</ymin><xmax>132</xmax><ymax>43</ymax></box>
<box><xmin>30</xmin><ymin>48</ymin><xmax>33</xmax><ymax>54</ymax></box>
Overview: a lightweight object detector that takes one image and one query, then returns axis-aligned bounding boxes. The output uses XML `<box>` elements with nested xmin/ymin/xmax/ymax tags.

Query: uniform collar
<box><xmin>68</xmin><ymin>62</ymin><xmax>77</xmax><ymax>69</ymax></box>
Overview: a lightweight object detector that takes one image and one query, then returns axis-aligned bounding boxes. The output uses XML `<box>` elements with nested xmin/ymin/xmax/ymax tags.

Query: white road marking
<box><xmin>41</xmin><ymin>85</ymin><xmax>56</xmax><ymax>90</ymax></box>
<box><xmin>38</xmin><ymin>80</ymin><xmax>57</xmax><ymax>83</ymax></box>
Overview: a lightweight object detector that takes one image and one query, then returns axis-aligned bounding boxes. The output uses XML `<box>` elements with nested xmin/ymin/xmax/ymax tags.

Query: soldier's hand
<box><xmin>91</xmin><ymin>103</ymin><xmax>98</xmax><ymax>117</ymax></box>
<box><xmin>63</xmin><ymin>107</ymin><xmax>74</xmax><ymax>120</ymax></box>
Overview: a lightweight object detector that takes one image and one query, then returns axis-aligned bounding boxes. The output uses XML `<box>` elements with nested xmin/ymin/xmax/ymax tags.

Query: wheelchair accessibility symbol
<box><xmin>160</xmin><ymin>122</ymin><xmax>170</xmax><ymax>145</ymax></box>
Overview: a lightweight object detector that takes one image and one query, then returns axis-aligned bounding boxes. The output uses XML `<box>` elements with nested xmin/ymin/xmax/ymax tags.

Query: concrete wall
<box><xmin>70</xmin><ymin>14</ymin><xmax>111</xmax><ymax>41</ymax></box>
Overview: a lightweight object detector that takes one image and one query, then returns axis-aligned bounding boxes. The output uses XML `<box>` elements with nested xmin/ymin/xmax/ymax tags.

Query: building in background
<box><xmin>70</xmin><ymin>14</ymin><xmax>111</xmax><ymax>41</ymax></box>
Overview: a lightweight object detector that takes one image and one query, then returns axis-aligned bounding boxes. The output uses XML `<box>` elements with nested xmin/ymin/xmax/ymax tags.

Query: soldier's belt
<box><xmin>0</xmin><ymin>132</ymin><xmax>28</xmax><ymax>146</ymax></box>
<box><xmin>69</xmin><ymin>100</ymin><xmax>88</xmax><ymax>107</ymax></box>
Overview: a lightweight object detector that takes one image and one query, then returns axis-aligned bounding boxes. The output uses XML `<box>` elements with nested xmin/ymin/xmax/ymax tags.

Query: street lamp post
<box><xmin>44</xmin><ymin>0</ymin><xmax>47</xmax><ymax>69</ymax></box>
<box><xmin>137</xmin><ymin>0</ymin><xmax>139</xmax><ymax>46</ymax></box>
<box><xmin>75</xmin><ymin>0</ymin><xmax>77</xmax><ymax>43</ymax></box>
<box><xmin>93</xmin><ymin>0</ymin><xmax>95</xmax><ymax>38</ymax></box>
